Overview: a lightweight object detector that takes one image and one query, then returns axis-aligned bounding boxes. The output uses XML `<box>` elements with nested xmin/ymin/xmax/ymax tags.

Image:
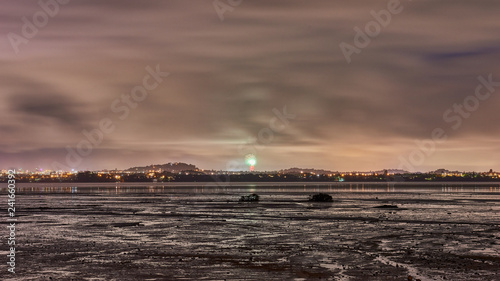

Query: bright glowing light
<box><xmin>245</xmin><ymin>154</ymin><xmax>257</xmax><ymax>166</ymax></box>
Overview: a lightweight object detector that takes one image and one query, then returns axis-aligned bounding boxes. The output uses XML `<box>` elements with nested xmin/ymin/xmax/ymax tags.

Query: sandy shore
<box><xmin>2</xmin><ymin>184</ymin><xmax>500</xmax><ymax>280</ymax></box>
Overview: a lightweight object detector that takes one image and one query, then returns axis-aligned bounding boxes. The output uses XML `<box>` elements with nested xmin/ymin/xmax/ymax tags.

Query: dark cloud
<box><xmin>10</xmin><ymin>93</ymin><xmax>84</xmax><ymax>127</ymax></box>
<box><xmin>425</xmin><ymin>46</ymin><xmax>500</xmax><ymax>62</ymax></box>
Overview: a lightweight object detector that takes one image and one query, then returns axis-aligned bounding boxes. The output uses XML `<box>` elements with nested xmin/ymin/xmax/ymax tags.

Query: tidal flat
<box><xmin>2</xmin><ymin>182</ymin><xmax>500</xmax><ymax>281</ymax></box>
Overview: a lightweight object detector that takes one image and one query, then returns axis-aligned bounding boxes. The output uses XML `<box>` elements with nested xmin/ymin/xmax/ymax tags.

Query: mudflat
<box><xmin>2</xmin><ymin>183</ymin><xmax>500</xmax><ymax>280</ymax></box>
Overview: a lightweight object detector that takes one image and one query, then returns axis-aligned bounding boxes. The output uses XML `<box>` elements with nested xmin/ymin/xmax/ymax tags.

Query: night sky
<box><xmin>1</xmin><ymin>0</ymin><xmax>500</xmax><ymax>172</ymax></box>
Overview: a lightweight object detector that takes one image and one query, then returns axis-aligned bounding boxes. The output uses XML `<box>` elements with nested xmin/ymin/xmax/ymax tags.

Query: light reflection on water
<box><xmin>2</xmin><ymin>182</ymin><xmax>500</xmax><ymax>194</ymax></box>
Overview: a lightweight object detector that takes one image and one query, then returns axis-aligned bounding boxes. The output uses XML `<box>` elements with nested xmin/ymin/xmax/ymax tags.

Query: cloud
<box><xmin>1</xmin><ymin>0</ymin><xmax>500</xmax><ymax>171</ymax></box>
<box><xmin>10</xmin><ymin>92</ymin><xmax>85</xmax><ymax>128</ymax></box>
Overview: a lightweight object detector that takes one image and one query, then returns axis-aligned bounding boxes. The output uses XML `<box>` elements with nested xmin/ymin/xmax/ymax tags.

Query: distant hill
<box><xmin>279</xmin><ymin>167</ymin><xmax>337</xmax><ymax>175</ymax></box>
<box><xmin>375</xmin><ymin>169</ymin><xmax>409</xmax><ymax>174</ymax></box>
<box><xmin>126</xmin><ymin>162</ymin><xmax>198</xmax><ymax>173</ymax></box>
<box><xmin>431</xmin><ymin>169</ymin><xmax>463</xmax><ymax>175</ymax></box>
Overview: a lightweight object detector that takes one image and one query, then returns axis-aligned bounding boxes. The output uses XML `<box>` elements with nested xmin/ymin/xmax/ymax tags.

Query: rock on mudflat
<box><xmin>308</xmin><ymin>193</ymin><xmax>333</xmax><ymax>202</ymax></box>
<box><xmin>374</xmin><ymin>205</ymin><xmax>399</xmax><ymax>209</ymax></box>
<box><xmin>239</xmin><ymin>193</ymin><xmax>260</xmax><ymax>202</ymax></box>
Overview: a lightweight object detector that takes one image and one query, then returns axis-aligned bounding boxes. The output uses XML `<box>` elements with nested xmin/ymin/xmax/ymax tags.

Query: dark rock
<box><xmin>239</xmin><ymin>193</ymin><xmax>260</xmax><ymax>202</ymax></box>
<box><xmin>112</xmin><ymin>222</ymin><xmax>142</xmax><ymax>227</ymax></box>
<box><xmin>308</xmin><ymin>193</ymin><xmax>333</xmax><ymax>202</ymax></box>
<box><xmin>373</xmin><ymin>205</ymin><xmax>399</xmax><ymax>209</ymax></box>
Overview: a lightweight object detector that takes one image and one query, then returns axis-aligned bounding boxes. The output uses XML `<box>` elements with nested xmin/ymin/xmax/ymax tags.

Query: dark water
<box><xmin>8</xmin><ymin>181</ymin><xmax>500</xmax><ymax>194</ymax></box>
